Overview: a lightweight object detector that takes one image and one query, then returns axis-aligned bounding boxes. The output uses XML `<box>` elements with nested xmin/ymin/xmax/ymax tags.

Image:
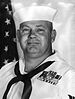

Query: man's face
<box><xmin>18</xmin><ymin>20</ymin><xmax>53</xmax><ymax>58</ymax></box>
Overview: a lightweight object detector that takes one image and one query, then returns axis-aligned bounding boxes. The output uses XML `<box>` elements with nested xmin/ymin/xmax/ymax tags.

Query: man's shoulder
<box><xmin>0</xmin><ymin>61</ymin><xmax>19</xmax><ymax>98</ymax></box>
<box><xmin>58</xmin><ymin>67</ymin><xmax>75</xmax><ymax>96</ymax></box>
<box><xmin>64</xmin><ymin>68</ymin><xmax>75</xmax><ymax>82</ymax></box>
<box><xmin>0</xmin><ymin>61</ymin><xmax>18</xmax><ymax>77</ymax></box>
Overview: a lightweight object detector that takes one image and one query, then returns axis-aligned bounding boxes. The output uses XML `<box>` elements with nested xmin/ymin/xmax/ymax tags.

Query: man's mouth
<box><xmin>27</xmin><ymin>40</ymin><xmax>40</xmax><ymax>45</ymax></box>
<box><xmin>28</xmin><ymin>42</ymin><xmax>39</xmax><ymax>45</ymax></box>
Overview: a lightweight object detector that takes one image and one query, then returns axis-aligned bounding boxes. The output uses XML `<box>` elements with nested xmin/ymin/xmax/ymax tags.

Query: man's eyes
<box><xmin>20</xmin><ymin>28</ymin><xmax>45</xmax><ymax>35</ymax></box>
<box><xmin>21</xmin><ymin>28</ymin><xmax>30</xmax><ymax>34</ymax></box>
<box><xmin>23</xmin><ymin>28</ymin><xmax>30</xmax><ymax>32</ymax></box>
<box><xmin>36</xmin><ymin>28</ymin><xmax>45</xmax><ymax>33</ymax></box>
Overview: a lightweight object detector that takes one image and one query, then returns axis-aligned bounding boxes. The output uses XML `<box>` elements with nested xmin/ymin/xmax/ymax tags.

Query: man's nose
<box><xmin>28</xmin><ymin>29</ymin><xmax>36</xmax><ymax>38</ymax></box>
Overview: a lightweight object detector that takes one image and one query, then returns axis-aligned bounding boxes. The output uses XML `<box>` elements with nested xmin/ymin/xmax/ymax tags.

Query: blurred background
<box><xmin>0</xmin><ymin>0</ymin><xmax>75</xmax><ymax>69</ymax></box>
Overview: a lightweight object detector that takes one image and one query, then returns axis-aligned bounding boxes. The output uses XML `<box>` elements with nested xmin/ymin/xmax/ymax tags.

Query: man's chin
<box><xmin>25</xmin><ymin>48</ymin><xmax>40</xmax><ymax>58</ymax></box>
<box><xmin>27</xmin><ymin>49</ymin><xmax>39</xmax><ymax>54</ymax></box>
<box><xmin>26</xmin><ymin>46</ymin><xmax>39</xmax><ymax>52</ymax></box>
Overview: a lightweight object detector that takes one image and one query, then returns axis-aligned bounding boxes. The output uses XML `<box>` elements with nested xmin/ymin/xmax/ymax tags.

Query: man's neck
<box><xmin>24</xmin><ymin>53</ymin><xmax>51</xmax><ymax>72</ymax></box>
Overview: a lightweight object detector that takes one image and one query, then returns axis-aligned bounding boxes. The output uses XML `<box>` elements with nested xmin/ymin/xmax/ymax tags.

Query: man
<box><xmin>0</xmin><ymin>2</ymin><xmax>75</xmax><ymax>99</ymax></box>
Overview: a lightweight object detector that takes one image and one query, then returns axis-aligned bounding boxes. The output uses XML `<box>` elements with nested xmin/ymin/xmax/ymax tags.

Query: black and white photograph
<box><xmin>0</xmin><ymin>0</ymin><xmax>75</xmax><ymax>99</ymax></box>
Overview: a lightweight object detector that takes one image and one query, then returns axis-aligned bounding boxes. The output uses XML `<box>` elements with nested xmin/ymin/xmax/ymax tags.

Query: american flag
<box><xmin>0</xmin><ymin>0</ymin><xmax>18</xmax><ymax>69</ymax></box>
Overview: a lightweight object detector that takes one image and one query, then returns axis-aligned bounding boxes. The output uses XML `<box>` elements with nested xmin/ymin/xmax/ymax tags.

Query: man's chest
<box><xmin>30</xmin><ymin>78</ymin><xmax>59</xmax><ymax>99</ymax></box>
<box><xmin>11</xmin><ymin>76</ymin><xmax>68</xmax><ymax>99</ymax></box>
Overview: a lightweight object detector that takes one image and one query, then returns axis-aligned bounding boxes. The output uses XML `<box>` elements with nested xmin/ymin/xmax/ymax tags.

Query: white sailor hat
<box><xmin>12</xmin><ymin>2</ymin><xmax>57</xmax><ymax>30</ymax></box>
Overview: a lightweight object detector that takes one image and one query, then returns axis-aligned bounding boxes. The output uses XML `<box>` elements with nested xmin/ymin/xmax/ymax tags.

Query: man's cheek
<box><xmin>41</xmin><ymin>37</ymin><xmax>47</xmax><ymax>47</ymax></box>
<box><xmin>21</xmin><ymin>36</ymin><xmax>28</xmax><ymax>48</ymax></box>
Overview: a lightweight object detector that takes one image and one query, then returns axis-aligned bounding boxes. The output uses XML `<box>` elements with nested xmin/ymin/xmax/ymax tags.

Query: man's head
<box><xmin>12</xmin><ymin>3</ymin><xmax>57</xmax><ymax>59</ymax></box>
<box><xmin>17</xmin><ymin>20</ymin><xmax>56</xmax><ymax>58</ymax></box>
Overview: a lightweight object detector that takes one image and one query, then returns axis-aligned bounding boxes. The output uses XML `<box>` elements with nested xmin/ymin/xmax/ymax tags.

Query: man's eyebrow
<box><xmin>20</xmin><ymin>25</ymin><xmax>30</xmax><ymax>29</ymax></box>
<box><xmin>36</xmin><ymin>25</ymin><xmax>45</xmax><ymax>28</ymax></box>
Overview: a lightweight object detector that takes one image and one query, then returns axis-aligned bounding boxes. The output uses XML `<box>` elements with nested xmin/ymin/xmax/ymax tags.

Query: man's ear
<box><xmin>16</xmin><ymin>30</ymin><xmax>24</xmax><ymax>59</ymax></box>
<box><xmin>51</xmin><ymin>29</ymin><xmax>56</xmax><ymax>43</ymax></box>
<box><xmin>16</xmin><ymin>29</ymin><xmax>20</xmax><ymax>42</ymax></box>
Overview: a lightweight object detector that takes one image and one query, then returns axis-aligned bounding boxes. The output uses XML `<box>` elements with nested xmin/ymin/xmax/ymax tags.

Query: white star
<box><xmin>5</xmin><ymin>18</ymin><xmax>11</xmax><ymax>25</ymax></box>
<box><xmin>13</xmin><ymin>38</ymin><xmax>17</xmax><ymax>43</ymax></box>
<box><xmin>5</xmin><ymin>5</ymin><xmax>9</xmax><ymax>11</ymax></box>
<box><xmin>3</xmin><ymin>59</ymin><xmax>9</xmax><ymax>65</ymax></box>
<box><xmin>5</xmin><ymin>31</ymin><xmax>9</xmax><ymax>37</ymax></box>
<box><xmin>9</xmin><ymin>11</ymin><xmax>12</xmax><ymax>15</ymax></box>
<box><xmin>4</xmin><ymin>46</ymin><xmax>8</xmax><ymax>52</ymax></box>
<box><xmin>13</xmin><ymin>58</ymin><xmax>16</xmax><ymax>62</ymax></box>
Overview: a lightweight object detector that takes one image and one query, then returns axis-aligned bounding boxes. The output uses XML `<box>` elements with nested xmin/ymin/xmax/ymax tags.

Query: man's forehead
<box><xmin>20</xmin><ymin>20</ymin><xmax>52</xmax><ymax>28</ymax></box>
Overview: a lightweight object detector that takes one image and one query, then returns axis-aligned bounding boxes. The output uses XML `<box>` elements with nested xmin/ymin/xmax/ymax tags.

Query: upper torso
<box><xmin>0</xmin><ymin>52</ymin><xmax>75</xmax><ymax>99</ymax></box>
